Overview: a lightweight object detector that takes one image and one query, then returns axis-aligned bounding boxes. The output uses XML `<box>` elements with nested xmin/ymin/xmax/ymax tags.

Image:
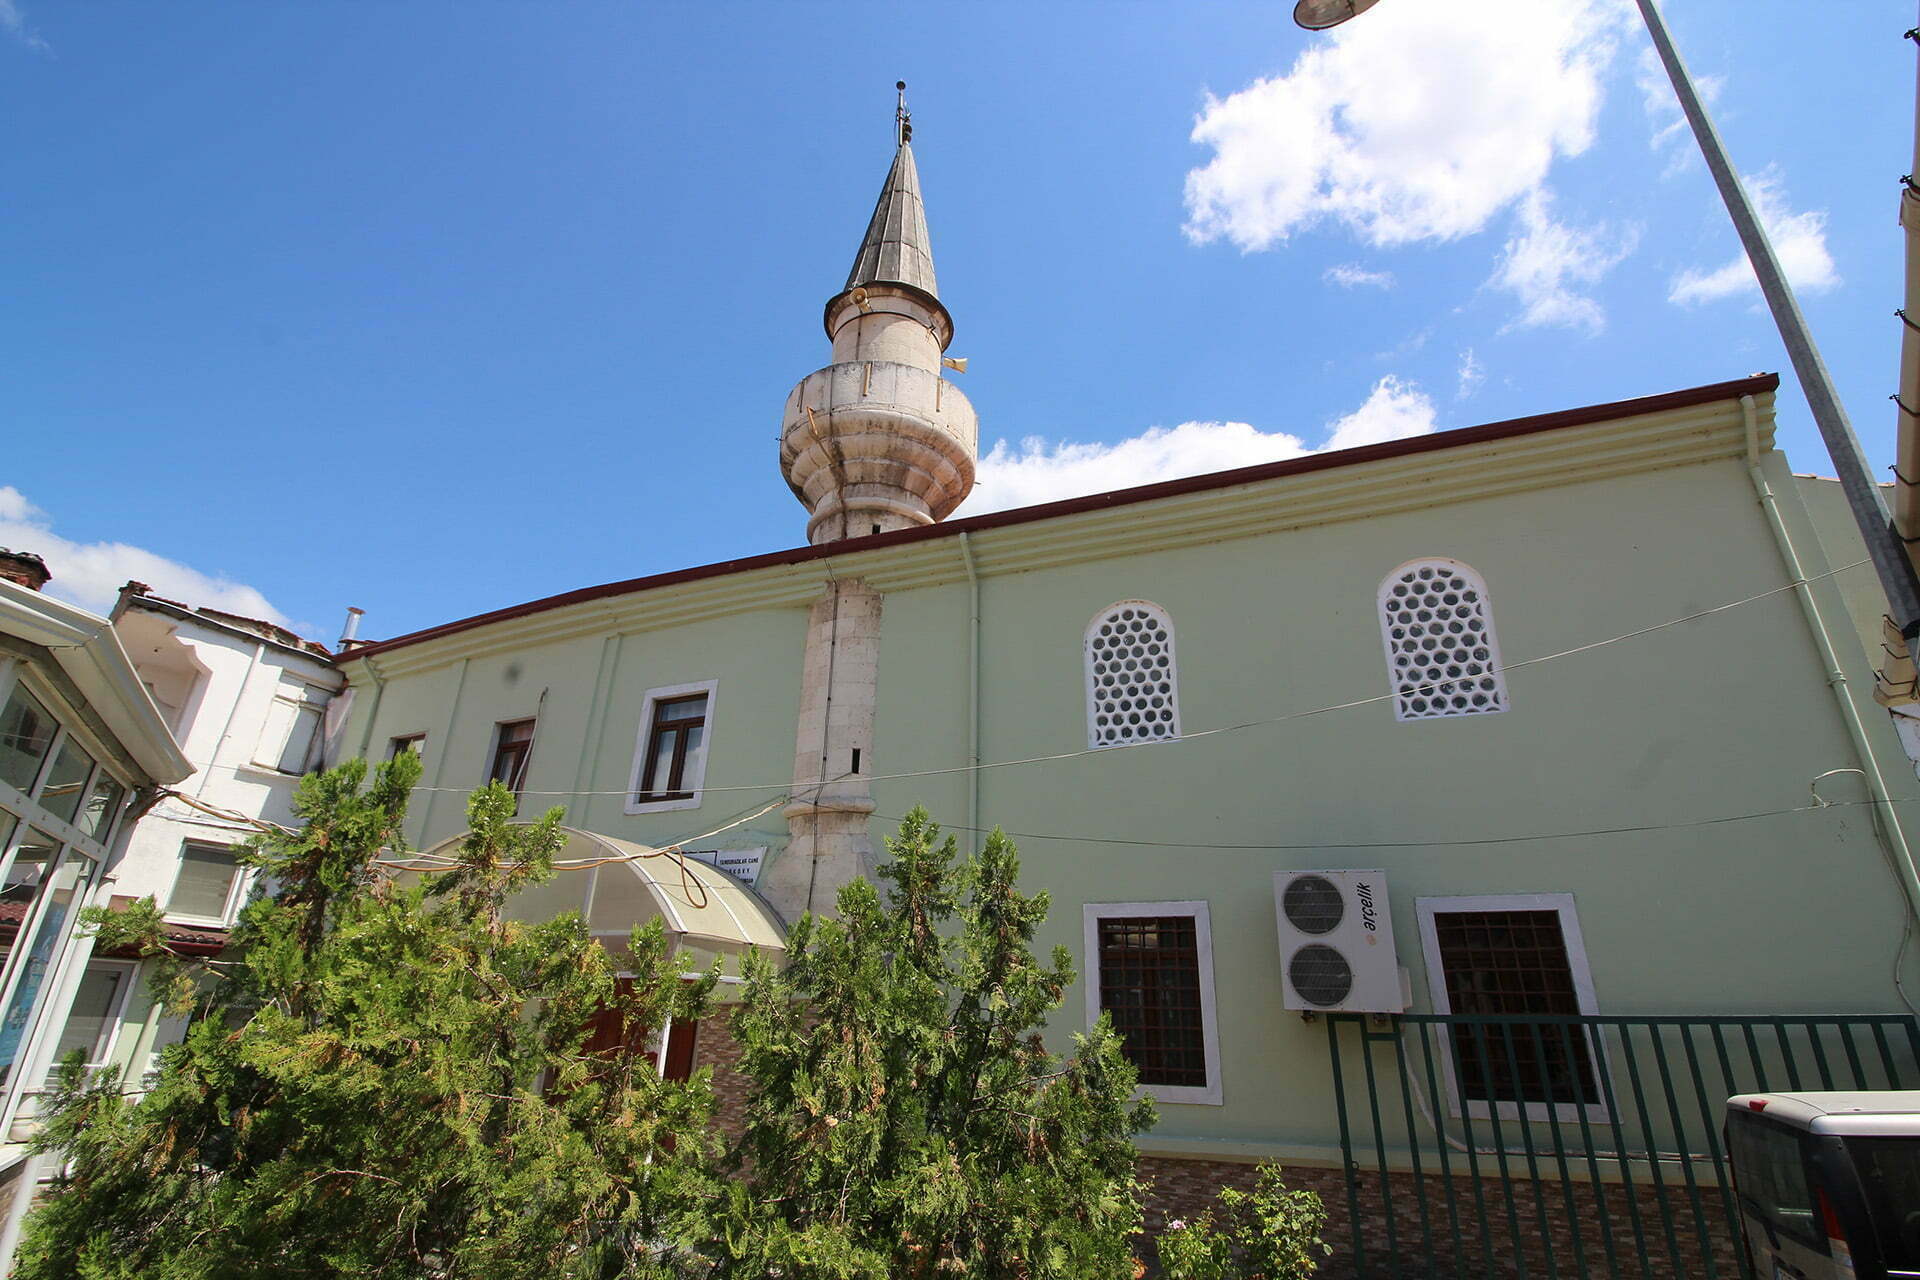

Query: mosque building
<box><xmin>129</xmin><ymin>96</ymin><xmax>1920</xmax><ymax>1265</ymax></box>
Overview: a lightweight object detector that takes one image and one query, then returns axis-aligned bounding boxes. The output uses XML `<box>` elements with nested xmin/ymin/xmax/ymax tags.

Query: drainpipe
<box><xmin>959</xmin><ymin>533</ymin><xmax>981</xmax><ymax>854</ymax></box>
<box><xmin>197</xmin><ymin>641</ymin><xmax>266</xmax><ymax>799</ymax></box>
<box><xmin>1744</xmin><ymin>395</ymin><xmax>1920</xmax><ymax>984</ymax></box>
<box><xmin>353</xmin><ymin>652</ymin><xmax>387</xmax><ymax>761</ymax></box>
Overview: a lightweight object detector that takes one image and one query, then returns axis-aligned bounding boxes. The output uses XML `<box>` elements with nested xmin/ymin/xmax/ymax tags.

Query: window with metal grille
<box><xmin>1432</xmin><ymin>908</ymin><xmax>1599</xmax><ymax>1106</ymax></box>
<box><xmin>1095</xmin><ymin>915</ymin><xmax>1208</xmax><ymax>1088</ymax></box>
<box><xmin>1377</xmin><ymin>559</ymin><xmax>1507</xmax><ymax>721</ymax></box>
<box><xmin>1084</xmin><ymin>602</ymin><xmax>1180</xmax><ymax>749</ymax></box>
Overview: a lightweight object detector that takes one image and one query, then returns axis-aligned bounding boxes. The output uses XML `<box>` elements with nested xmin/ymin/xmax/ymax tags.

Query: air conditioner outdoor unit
<box><xmin>1273</xmin><ymin>869</ymin><xmax>1405</xmax><ymax>1013</ymax></box>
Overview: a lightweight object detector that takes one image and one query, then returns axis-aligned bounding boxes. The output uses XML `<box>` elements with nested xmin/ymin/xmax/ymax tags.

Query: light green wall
<box><xmin>1792</xmin><ymin>474</ymin><xmax>1901</xmax><ymax>676</ymax></box>
<box><xmin>342</xmin><ymin>450</ymin><xmax>1920</xmax><ymax>1155</ymax></box>
<box><xmin>359</xmin><ymin>612</ymin><xmax>808</xmax><ymax>858</ymax></box>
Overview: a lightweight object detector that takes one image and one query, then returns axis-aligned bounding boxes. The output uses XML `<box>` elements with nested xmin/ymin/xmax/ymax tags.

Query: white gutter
<box><xmin>196</xmin><ymin>640</ymin><xmax>265</xmax><ymax>799</ymax></box>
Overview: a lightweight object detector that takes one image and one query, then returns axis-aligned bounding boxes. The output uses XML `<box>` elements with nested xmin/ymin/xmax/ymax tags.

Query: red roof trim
<box><xmin>344</xmin><ymin>374</ymin><xmax>1779</xmax><ymax>662</ymax></box>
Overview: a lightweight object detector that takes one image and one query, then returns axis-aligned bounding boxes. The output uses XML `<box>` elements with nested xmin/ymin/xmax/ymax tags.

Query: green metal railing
<box><xmin>1324</xmin><ymin>1013</ymin><xmax>1920</xmax><ymax>1279</ymax></box>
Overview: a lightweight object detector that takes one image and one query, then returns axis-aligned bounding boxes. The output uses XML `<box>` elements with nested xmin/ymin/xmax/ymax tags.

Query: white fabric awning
<box><xmin>412</xmin><ymin>825</ymin><xmax>786</xmax><ymax>962</ymax></box>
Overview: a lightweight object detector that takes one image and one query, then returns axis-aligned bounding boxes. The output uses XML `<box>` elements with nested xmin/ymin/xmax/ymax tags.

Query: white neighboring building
<box><xmin>0</xmin><ymin>553</ymin><xmax>191</xmax><ymax>1265</ymax></box>
<box><xmin>48</xmin><ymin>583</ymin><xmax>344</xmax><ymax>1094</ymax></box>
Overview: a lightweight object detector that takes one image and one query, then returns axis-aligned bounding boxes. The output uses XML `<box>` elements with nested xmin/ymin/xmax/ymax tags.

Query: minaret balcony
<box><xmin>779</xmin><ymin>360</ymin><xmax>978</xmax><ymax>540</ymax></box>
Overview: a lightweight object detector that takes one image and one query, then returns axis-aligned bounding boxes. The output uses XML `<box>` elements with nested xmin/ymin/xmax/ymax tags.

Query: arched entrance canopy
<box><xmin>411</xmin><ymin>826</ymin><xmax>786</xmax><ymax>970</ymax></box>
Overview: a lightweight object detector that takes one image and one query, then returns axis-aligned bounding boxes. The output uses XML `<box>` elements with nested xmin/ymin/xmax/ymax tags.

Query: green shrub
<box><xmin>1156</xmin><ymin>1163</ymin><xmax>1331</xmax><ymax>1280</ymax></box>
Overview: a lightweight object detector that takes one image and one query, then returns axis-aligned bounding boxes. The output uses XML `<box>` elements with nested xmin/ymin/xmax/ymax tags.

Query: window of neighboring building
<box><xmin>36</xmin><ymin>737</ymin><xmax>97</xmax><ymax>828</ymax></box>
<box><xmin>48</xmin><ymin>961</ymin><xmax>133</xmax><ymax>1074</ymax></box>
<box><xmin>1082</xmin><ymin>901</ymin><xmax>1221</xmax><ymax>1105</ymax></box>
<box><xmin>167</xmin><ymin>842</ymin><xmax>246</xmax><ymax>924</ymax></box>
<box><xmin>0</xmin><ymin>667</ymin><xmax>131</xmax><ymax>1104</ymax></box>
<box><xmin>0</xmin><ymin>845</ymin><xmax>98</xmax><ymax>1087</ymax></box>
<box><xmin>388</xmin><ymin>733</ymin><xmax>427</xmax><ymax>760</ymax></box>
<box><xmin>0</xmin><ymin>683</ymin><xmax>57</xmax><ymax>794</ymax></box>
<box><xmin>75</xmin><ymin>774</ymin><xmax>124</xmax><ymax>845</ymax></box>
<box><xmin>626</xmin><ymin>682</ymin><xmax>717</xmax><ymax>814</ymax></box>
<box><xmin>1416</xmin><ymin>894</ymin><xmax>1601</xmax><ymax>1118</ymax></box>
<box><xmin>1378</xmin><ymin>559</ymin><xmax>1508</xmax><ymax>721</ymax></box>
<box><xmin>1084</xmin><ymin>602</ymin><xmax>1181</xmax><ymax>749</ymax></box>
<box><xmin>488</xmin><ymin>719</ymin><xmax>537</xmax><ymax>799</ymax></box>
<box><xmin>253</xmin><ymin>681</ymin><xmax>326</xmax><ymax>775</ymax></box>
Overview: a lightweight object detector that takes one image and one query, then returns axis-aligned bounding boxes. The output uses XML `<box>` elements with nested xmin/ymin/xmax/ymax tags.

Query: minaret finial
<box><xmin>895</xmin><ymin>80</ymin><xmax>911</xmax><ymax>146</ymax></box>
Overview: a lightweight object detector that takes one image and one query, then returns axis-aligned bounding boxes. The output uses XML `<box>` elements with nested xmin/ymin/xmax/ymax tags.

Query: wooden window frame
<box><xmin>624</xmin><ymin>680</ymin><xmax>718</xmax><ymax>815</ymax></box>
<box><xmin>1416</xmin><ymin>893</ymin><xmax>1609</xmax><ymax>1124</ymax></box>
<box><xmin>1082</xmin><ymin>900</ymin><xmax>1222</xmax><ymax>1106</ymax></box>
<box><xmin>487</xmin><ymin>719</ymin><xmax>537</xmax><ymax>799</ymax></box>
<box><xmin>387</xmin><ymin>732</ymin><xmax>427</xmax><ymax>761</ymax></box>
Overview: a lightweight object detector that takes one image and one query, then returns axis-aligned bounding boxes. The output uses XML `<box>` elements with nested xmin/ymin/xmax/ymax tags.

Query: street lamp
<box><xmin>1294</xmin><ymin>0</ymin><xmax>1920</xmax><ymax>647</ymax></box>
<box><xmin>1291</xmin><ymin>0</ymin><xmax>1379</xmax><ymax>30</ymax></box>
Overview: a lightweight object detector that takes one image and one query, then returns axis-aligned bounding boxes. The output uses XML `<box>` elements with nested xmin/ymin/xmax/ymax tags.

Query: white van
<box><xmin>1725</xmin><ymin>1092</ymin><xmax>1920</xmax><ymax>1279</ymax></box>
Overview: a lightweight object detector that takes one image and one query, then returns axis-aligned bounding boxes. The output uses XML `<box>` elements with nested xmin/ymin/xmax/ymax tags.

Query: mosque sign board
<box><xmin>683</xmin><ymin>847</ymin><xmax>766</xmax><ymax>886</ymax></box>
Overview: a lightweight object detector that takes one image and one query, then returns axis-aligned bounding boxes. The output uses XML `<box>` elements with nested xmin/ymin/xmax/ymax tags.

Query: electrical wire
<box><xmin>871</xmin><ymin>796</ymin><xmax>1908</xmax><ymax>853</ymax></box>
<box><xmin>341</xmin><ymin>555</ymin><xmax>1873</xmax><ymax>799</ymax></box>
<box><xmin>147</xmin><ymin>785</ymin><xmax>787</xmax><ymax>906</ymax></box>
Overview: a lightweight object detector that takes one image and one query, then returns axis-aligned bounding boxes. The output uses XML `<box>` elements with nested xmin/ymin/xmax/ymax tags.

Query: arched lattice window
<box><xmin>1378</xmin><ymin>560</ymin><xmax>1508</xmax><ymax>721</ymax></box>
<box><xmin>1085</xmin><ymin>601</ymin><xmax>1181</xmax><ymax>748</ymax></box>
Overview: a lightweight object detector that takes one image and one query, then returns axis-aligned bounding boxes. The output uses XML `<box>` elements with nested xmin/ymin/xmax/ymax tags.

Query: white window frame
<box><xmin>624</xmin><ymin>680</ymin><xmax>718</xmax><ymax>815</ymax></box>
<box><xmin>164</xmin><ymin>840</ymin><xmax>251</xmax><ymax>928</ymax></box>
<box><xmin>250</xmin><ymin>679</ymin><xmax>328</xmax><ymax>775</ymax></box>
<box><xmin>1416</xmin><ymin>893</ymin><xmax>1608</xmax><ymax>1124</ymax></box>
<box><xmin>1082</xmin><ymin>900</ymin><xmax>1222</xmax><ymax>1106</ymax></box>
<box><xmin>1377</xmin><ymin>558</ymin><xmax>1509</xmax><ymax>723</ymax></box>
<box><xmin>1083</xmin><ymin>602</ymin><xmax>1182</xmax><ymax>750</ymax></box>
<box><xmin>49</xmin><ymin>958</ymin><xmax>137</xmax><ymax>1075</ymax></box>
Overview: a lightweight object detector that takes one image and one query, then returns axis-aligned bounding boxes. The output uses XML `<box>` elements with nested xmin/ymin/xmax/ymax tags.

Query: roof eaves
<box><xmin>340</xmin><ymin>373</ymin><xmax>1780</xmax><ymax>664</ymax></box>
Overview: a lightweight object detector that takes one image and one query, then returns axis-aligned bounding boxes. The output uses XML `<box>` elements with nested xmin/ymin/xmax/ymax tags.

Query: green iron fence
<box><xmin>1323</xmin><ymin>1013</ymin><xmax>1920</xmax><ymax>1279</ymax></box>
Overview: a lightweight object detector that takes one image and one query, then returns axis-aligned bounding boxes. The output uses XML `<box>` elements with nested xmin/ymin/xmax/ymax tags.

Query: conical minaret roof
<box><xmin>844</xmin><ymin>139</ymin><xmax>939</xmax><ymax>299</ymax></box>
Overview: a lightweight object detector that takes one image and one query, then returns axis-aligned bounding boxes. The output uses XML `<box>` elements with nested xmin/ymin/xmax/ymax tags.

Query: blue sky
<box><xmin>1</xmin><ymin>1</ymin><xmax>1913</xmax><ymax>643</ymax></box>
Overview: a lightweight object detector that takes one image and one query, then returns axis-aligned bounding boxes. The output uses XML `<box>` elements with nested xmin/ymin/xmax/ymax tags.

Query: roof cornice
<box><xmin>338</xmin><ymin>374</ymin><xmax>1780</xmax><ymax>677</ymax></box>
<box><xmin>0</xmin><ymin>580</ymin><xmax>193</xmax><ymax>784</ymax></box>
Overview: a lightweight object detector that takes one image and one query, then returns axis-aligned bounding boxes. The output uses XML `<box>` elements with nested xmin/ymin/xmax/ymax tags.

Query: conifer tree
<box><xmin>16</xmin><ymin>752</ymin><xmax>718</xmax><ymax>1280</ymax></box>
<box><xmin>709</xmin><ymin>807</ymin><xmax>1154</xmax><ymax>1280</ymax></box>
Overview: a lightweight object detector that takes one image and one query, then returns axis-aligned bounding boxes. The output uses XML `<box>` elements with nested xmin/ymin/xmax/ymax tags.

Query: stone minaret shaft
<box><xmin>765</xmin><ymin>89</ymin><xmax>977</xmax><ymax>921</ymax></box>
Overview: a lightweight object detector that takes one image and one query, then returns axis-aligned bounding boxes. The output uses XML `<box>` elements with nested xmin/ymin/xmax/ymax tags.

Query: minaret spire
<box><xmin>777</xmin><ymin>85</ymin><xmax>977</xmax><ymax>545</ymax></box>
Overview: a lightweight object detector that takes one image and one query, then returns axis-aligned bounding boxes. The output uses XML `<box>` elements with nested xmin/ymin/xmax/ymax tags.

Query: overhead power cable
<box><xmin>346</xmin><ymin>556</ymin><xmax>1872</xmax><ymax>799</ymax></box>
<box><xmin>870</xmin><ymin>795</ymin><xmax>1907</xmax><ymax>853</ymax></box>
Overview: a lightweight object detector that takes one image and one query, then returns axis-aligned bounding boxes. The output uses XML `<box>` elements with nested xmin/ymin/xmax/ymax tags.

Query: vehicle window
<box><xmin>1729</xmin><ymin>1114</ymin><xmax>1819</xmax><ymax>1246</ymax></box>
<box><xmin>1846</xmin><ymin>1138</ymin><xmax>1920</xmax><ymax>1271</ymax></box>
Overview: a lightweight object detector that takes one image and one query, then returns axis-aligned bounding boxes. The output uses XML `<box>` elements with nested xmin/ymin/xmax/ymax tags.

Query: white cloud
<box><xmin>1636</xmin><ymin>45</ymin><xmax>1722</xmax><ymax>173</ymax></box>
<box><xmin>0</xmin><ymin>0</ymin><xmax>49</xmax><ymax>52</ymax></box>
<box><xmin>1669</xmin><ymin>167</ymin><xmax>1839</xmax><ymax>305</ymax></box>
<box><xmin>1324</xmin><ymin>263</ymin><xmax>1395</xmax><ymax>290</ymax></box>
<box><xmin>1457</xmin><ymin>348</ymin><xmax>1485</xmax><ymax>399</ymax></box>
<box><xmin>0</xmin><ymin>486</ymin><xmax>293</xmax><ymax>626</ymax></box>
<box><xmin>1322</xmin><ymin>375</ymin><xmax>1440</xmax><ymax>451</ymax></box>
<box><xmin>959</xmin><ymin>378</ymin><xmax>1438</xmax><ymax>515</ymax></box>
<box><xmin>1489</xmin><ymin>190</ymin><xmax>1638</xmax><ymax>333</ymax></box>
<box><xmin>1183</xmin><ymin>0</ymin><xmax>1629</xmax><ymax>251</ymax></box>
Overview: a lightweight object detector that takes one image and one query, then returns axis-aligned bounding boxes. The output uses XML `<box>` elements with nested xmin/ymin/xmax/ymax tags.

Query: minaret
<box><xmin>764</xmin><ymin>87</ymin><xmax>977</xmax><ymax>922</ymax></box>
<box><xmin>778</xmin><ymin>83</ymin><xmax>977</xmax><ymax>544</ymax></box>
